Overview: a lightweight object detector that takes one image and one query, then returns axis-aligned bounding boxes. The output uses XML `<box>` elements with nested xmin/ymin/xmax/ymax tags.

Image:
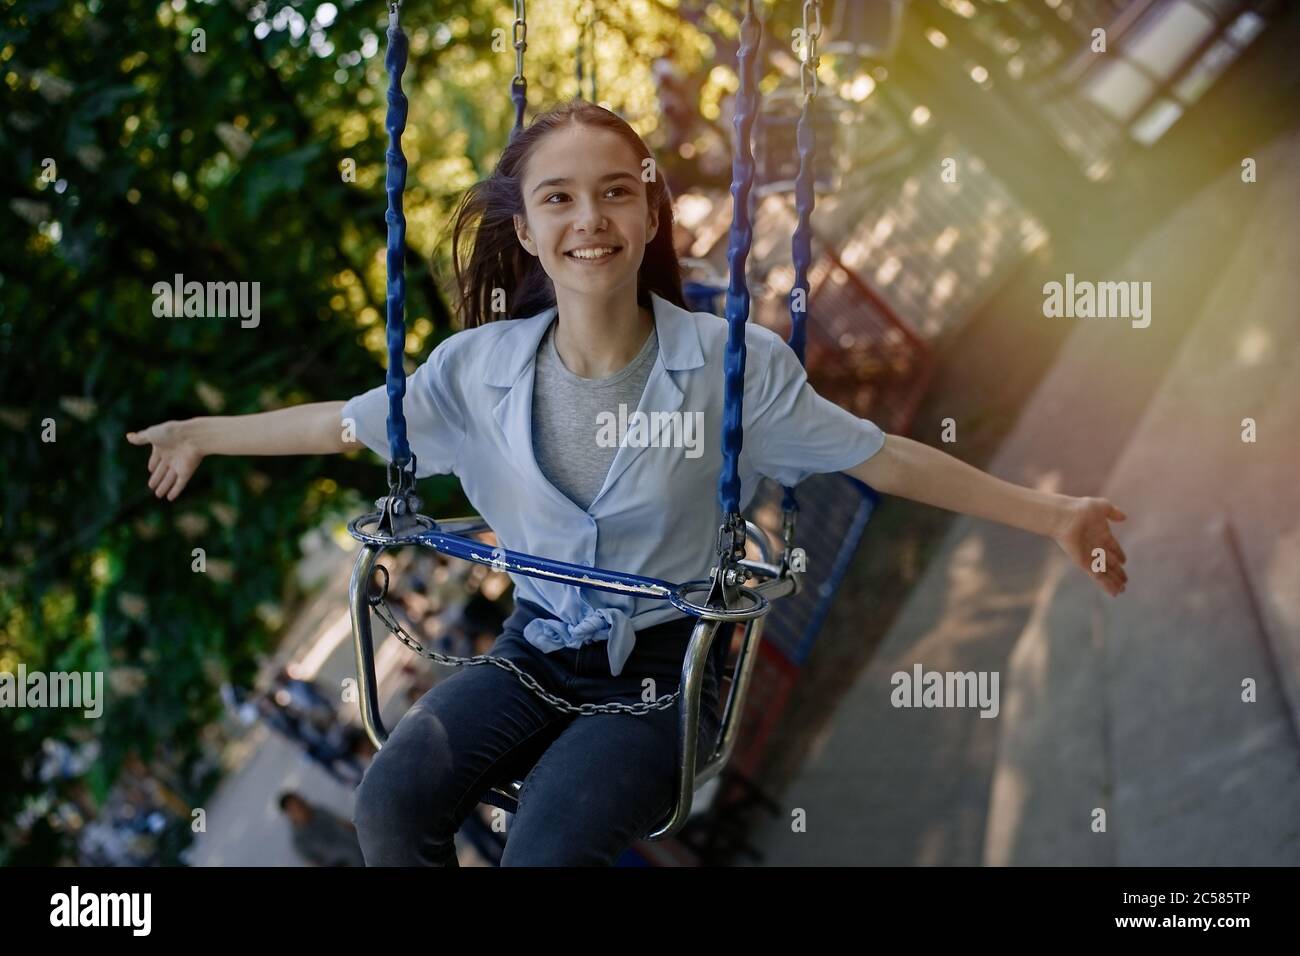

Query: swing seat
<box><xmin>347</xmin><ymin>514</ymin><xmax>798</xmax><ymax>841</ymax></box>
<box><xmin>477</xmin><ymin>609</ymin><xmax>767</xmax><ymax>839</ymax></box>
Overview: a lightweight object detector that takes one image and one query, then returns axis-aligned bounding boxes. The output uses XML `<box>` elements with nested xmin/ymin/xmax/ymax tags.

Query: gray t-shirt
<box><xmin>532</xmin><ymin>318</ymin><xmax>659</xmax><ymax>511</ymax></box>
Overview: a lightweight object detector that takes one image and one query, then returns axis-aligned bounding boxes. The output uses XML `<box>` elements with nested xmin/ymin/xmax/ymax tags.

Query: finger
<box><xmin>1100</xmin><ymin>570</ymin><xmax>1121</xmax><ymax>597</ymax></box>
<box><xmin>148</xmin><ymin>463</ymin><xmax>167</xmax><ymax>492</ymax></box>
<box><xmin>153</xmin><ymin>467</ymin><xmax>175</xmax><ymax>498</ymax></box>
<box><xmin>1092</xmin><ymin>557</ymin><xmax>1119</xmax><ymax>589</ymax></box>
<box><xmin>1104</xmin><ymin>552</ymin><xmax>1127</xmax><ymax>587</ymax></box>
<box><xmin>1104</xmin><ymin>534</ymin><xmax>1127</xmax><ymax>565</ymax></box>
<box><xmin>1107</xmin><ymin>564</ymin><xmax>1127</xmax><ymax>592</ymax></box>
<box><xmin>161</xmin><ymin>469</ymin><xmax>183</xmax><ymax>501</ymax></box>
<box><xmin>1090</xmin><ymin>537</ymin><xmax>1124</xmax><ymax>575</ymax></box>
<box><xmin>1106</xmin><ymin>502</ymin><xmax>1127</xmax><ymax>521</ymax></box>
<box><xmin>1103</xmin><ymin>546</ymin><xmax>1126</xmax><ymax>579</ymax></box>
<box><xmin>155</xmin><ymin>467</ymin><xmax>178</xmax><ymax>499</ymax></box>
<box><xmin>148</xmin><ymin>447</ymin><xmax>160</xmax><ymax>472</ymax></box>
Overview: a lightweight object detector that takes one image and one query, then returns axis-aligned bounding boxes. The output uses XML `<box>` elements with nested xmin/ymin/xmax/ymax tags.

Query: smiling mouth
<box><xmin>564</xmin><ymin>246</ymin><xmax>622</xmax><ymax>262</ymax></box>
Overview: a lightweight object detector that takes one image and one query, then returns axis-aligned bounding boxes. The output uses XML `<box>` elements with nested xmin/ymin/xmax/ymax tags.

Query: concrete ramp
<box><xmin>751</xmin><ymin>125</ymin><xmax>1300</xmax><ymax>867</ymax></box>
<box><xmin>984</xmin><ymin>129</ymin><xmax>1300</xmax><ymax>866</ymax></box>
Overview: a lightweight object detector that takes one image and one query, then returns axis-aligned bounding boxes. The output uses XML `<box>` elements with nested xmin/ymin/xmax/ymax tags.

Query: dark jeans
<box><xmin>353</xmin><ymin>599</ymin><xmax>722</xmax><ymax>866</ymax></box>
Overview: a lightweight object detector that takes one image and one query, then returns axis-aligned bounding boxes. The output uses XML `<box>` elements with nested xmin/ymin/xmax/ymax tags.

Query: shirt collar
<box><xmin>483</xmin><ymin>291</ymin><xmax>705</xmax><ymax>388</ymax></box>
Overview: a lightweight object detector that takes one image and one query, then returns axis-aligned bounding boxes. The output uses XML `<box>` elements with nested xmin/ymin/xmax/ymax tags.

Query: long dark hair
<box><xmin>448</xmin><ymin>99</ymin><xmax>686</xmax><ymax>329</ymax></box>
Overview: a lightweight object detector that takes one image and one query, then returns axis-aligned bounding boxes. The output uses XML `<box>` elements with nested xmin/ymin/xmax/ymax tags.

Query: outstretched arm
<box><xmin>845</xmin><ymin>434</ymin><xmax>1129</xmax><ymax>597</ymax></box>
<box><xmin>125</xmin><ymin>401</ymin><xmax>360</xmax><ymax>502</ymax></box>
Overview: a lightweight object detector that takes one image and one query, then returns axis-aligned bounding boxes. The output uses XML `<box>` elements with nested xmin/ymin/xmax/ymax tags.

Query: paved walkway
<box><xmin>749</xmin><ymin>124</ymin><xmax>1300</xmax><ymax>865</ymax></box>
<box><xmin>188</xmin><ymin>545</ymin><xmax>496</xmax><ymax>866</ymax></box>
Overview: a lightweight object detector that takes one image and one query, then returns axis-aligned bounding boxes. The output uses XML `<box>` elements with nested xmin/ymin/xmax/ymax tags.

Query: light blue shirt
<box><xmin>341</xmin><ymin>292</ymin><xmax>886</xmax><ymax>676</ymax></box>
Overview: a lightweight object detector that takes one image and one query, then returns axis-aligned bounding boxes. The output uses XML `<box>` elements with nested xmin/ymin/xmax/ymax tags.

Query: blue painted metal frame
<box><xmin>682</xmin><ymin>280</ymin><xmax>726</xmax><ymax>315</ymax></box>
<box><xmin>790</xmin><ymin>477</ymin><xmax>879</xmax><ymax>665</ymax></box>
<box><xmin>351</xmin><ymin>514</ymin><xmax>677</xmax><ymax>600</ymax></box>
<box><xmin>350</xmin><ymin>509</ymin><xmax>773</xmax><ymax>624</ymax></box>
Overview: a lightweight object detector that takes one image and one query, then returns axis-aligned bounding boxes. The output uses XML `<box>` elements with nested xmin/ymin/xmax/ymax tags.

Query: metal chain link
<box><xmin>512</xmin><ymin>0</ymin><xmax>528</xmax><ymax>86</ymax></box>
<box><xmin>575</xmin><ymin>3</ymin><xmax>589</xmax><ymax>99</ymax></box>
<box><xmin>574</xmin><ymin>1</ymin><xmax>598</xmax><ymax>102</ymax></box>
<box><xmin>799</xmin><ymin>0</ymin><xmax>822</xmax><ymax>102</ymax></box>
<box><xmin>371</xmin><ymin>599</ymin><xmax>681</xmax><ymax>716</ymax></box>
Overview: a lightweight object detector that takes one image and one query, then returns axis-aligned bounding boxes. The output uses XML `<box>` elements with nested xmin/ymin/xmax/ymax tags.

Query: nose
<box><xmin>572</xmin><ymin>195</ymin><xmax>608</xmax><ymax>235</ymax></box>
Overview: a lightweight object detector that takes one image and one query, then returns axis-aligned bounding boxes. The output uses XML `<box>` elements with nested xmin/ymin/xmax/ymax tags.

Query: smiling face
<box><xmin>513</xmin><ymin>123</ymin><xmax>659</xmax><ymax>302</ymax></box>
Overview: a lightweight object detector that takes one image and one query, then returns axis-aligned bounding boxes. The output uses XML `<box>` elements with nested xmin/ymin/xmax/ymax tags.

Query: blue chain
<box><xmin>510</xmin><ymin>78</ymin><xmax>527</xmax><ymax>137</ymax></box>
<box><xmin>383</xmin><ymin>4</ymin><xmax>411</xmax><ymax>470</ymax></box>
<box><xmin>781</xmin><ymin>78</ymin><xmax>818</xmax><ymax>514</ymax></box>
<box><xmin>717</xmin><ymin>0</ymin><xmax>761</xmax><ymax>520</ymax></box>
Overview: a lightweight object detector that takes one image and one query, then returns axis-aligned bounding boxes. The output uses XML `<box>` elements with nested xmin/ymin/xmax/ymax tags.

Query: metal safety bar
<box><xmin>349</xmin><ymin>512</ymin><xmax>772</xmax><ymax>620</ymax></box>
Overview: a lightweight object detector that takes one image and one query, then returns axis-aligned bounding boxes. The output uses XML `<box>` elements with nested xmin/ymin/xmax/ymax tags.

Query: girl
<box><xmin>126</xmin><ymin>100</ymin><xmax>1128</xmax><ymax>867</ymax></box>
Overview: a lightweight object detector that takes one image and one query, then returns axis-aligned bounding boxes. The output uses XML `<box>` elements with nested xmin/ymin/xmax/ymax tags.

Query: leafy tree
<box><xmin>0</xmin><ymin>0</ymin><xmax>730</xmax><ymax>864</ymax></box>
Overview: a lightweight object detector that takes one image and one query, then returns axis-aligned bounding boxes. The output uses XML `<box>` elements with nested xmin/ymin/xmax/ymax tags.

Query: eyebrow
<box><xmin>531</xmin><ymin>171</ymin><xmax>640</xmax><ymax>195</ymax></box>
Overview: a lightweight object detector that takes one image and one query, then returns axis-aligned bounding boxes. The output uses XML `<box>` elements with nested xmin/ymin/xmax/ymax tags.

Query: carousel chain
<box><xmin>800</xmin><ymin>0</ymin><xmax>822</xmax><ymax>101</ymax></box>
<box><xmin>512</xmin><ymin>0</ymin><xmax>528</xmax><ymax>84</ymax></box>
<box><xmin>371</xmin><ymin>598</ymin><xmax>681</xmax><ymax>716</ymax></box>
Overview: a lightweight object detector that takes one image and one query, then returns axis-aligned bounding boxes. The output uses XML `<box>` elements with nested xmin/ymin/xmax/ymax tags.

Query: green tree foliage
<box><xmin>0</xmin><ymin>0</ymin><xmax>730</xmax><ymax>864</ymax></box>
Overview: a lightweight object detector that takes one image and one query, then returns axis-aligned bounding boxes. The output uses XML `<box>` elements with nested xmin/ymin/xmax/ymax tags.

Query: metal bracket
<box><xmin>376</xmin><ymin>454</ymin><xmax>423</xmax><ymax>537</ymax></box>
<box><xmin>708</xmin><ymin>511</ymin><xmax>751</xmax><ymax>610</ymax></box>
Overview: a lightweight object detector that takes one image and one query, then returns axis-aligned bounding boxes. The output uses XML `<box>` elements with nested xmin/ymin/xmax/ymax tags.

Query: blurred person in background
<box><xmin>278</xmin><ymin>791</ymin><xmax>365</xmax><ymax>867</ymax></box>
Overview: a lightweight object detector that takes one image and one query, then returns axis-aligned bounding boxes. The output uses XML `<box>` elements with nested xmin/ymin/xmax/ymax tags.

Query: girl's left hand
<box><xmin>1052</xmin><ymin>496</ymin><xmax>1129</xmax><ymax>597</ymax></box>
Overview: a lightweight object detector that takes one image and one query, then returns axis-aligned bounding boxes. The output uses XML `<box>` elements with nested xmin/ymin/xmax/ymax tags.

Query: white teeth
<box><xmin>567</xmin><ymin>247</ymin><xmax>617</xmax><ymax>260</ymax></box>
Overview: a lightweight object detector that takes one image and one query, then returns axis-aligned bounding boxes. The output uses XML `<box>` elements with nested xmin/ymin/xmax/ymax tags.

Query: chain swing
<box><xmin>777</xmin><ymin>0</ymin><xmax>822</xmax><ymax>548</ymax></box>
<box><xmin>349</xmin><ymin>0</ymin><xmax>821</xmax><ymax>837</ymax></box>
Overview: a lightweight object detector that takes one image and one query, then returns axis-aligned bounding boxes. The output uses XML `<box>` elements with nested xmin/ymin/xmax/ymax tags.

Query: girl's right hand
<box><xmin>125</xmin><ymin>421</ymin><xmax>206</xmax><ymax>501</ymax></box>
